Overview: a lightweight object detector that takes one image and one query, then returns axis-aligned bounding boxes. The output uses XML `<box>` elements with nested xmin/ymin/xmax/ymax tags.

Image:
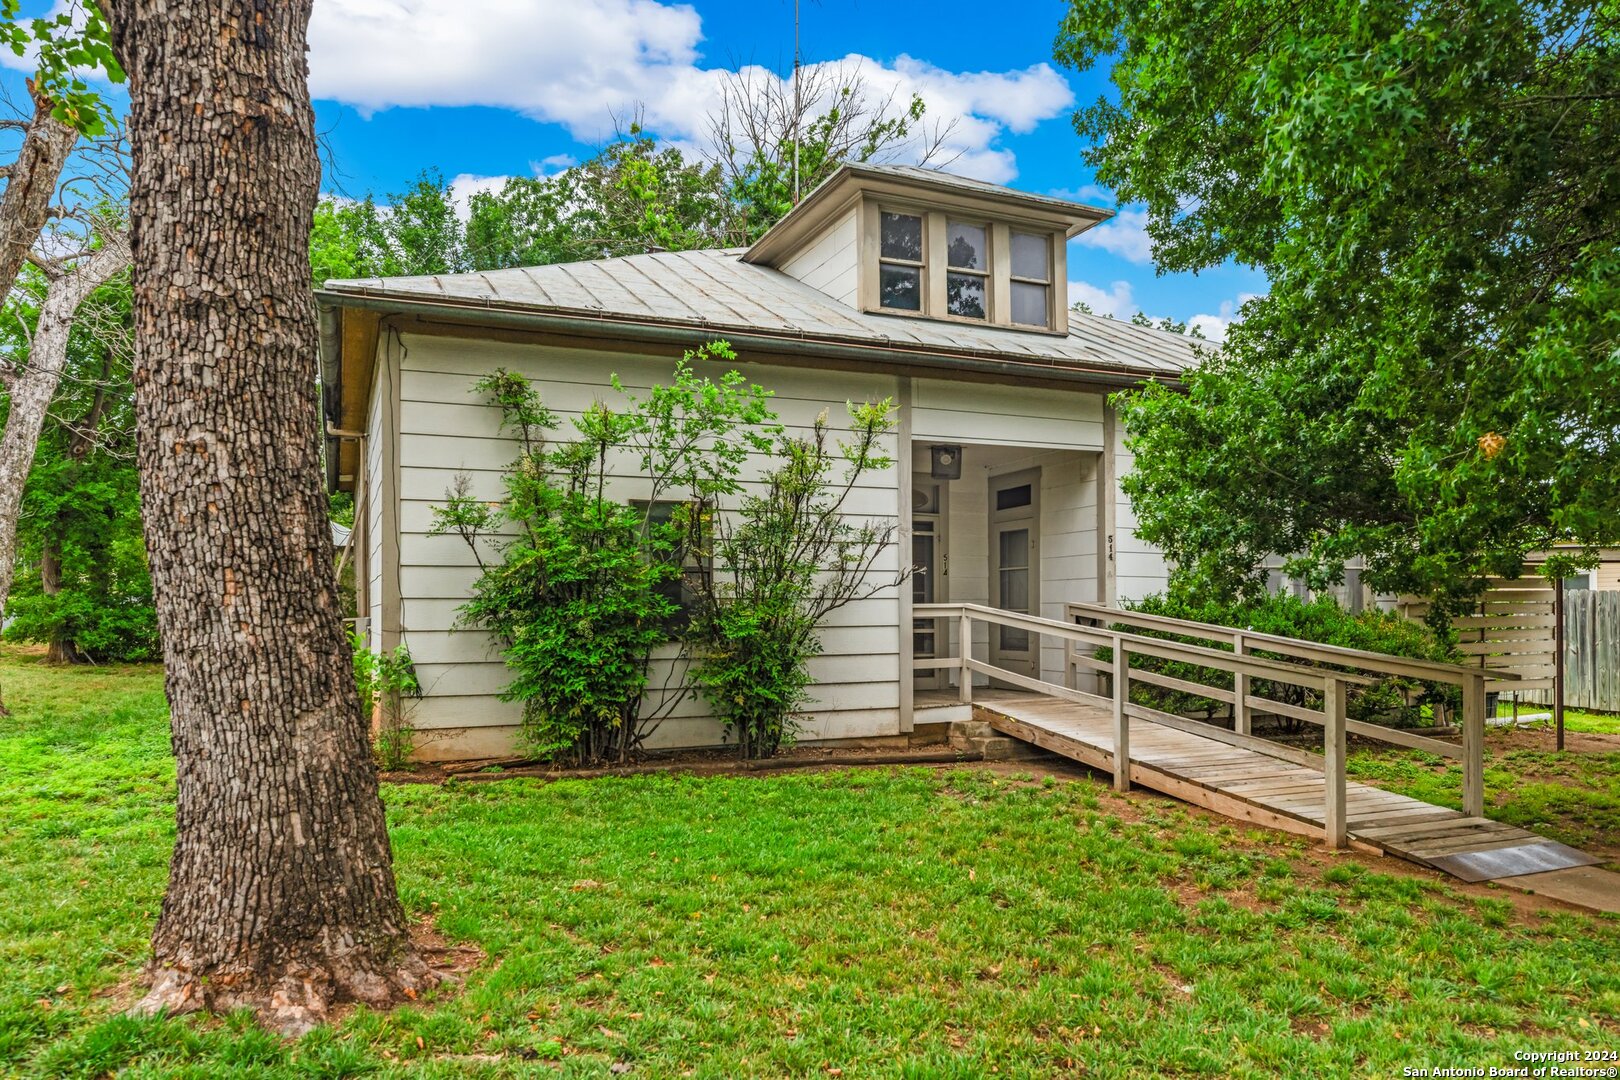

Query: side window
<box><xmin>1009</xmin><ymin>231</ymin><xmax>1052</xmax><ymax>328</ymax></box>
<box><xmin>878</xmin><ymin>211</ymin><xmax>925</xmax><ymax>312</ymax></box>
<box><xmin>945</xmin><ymin>220</ymin><xmax>989</xmax><ymax>320</ymax></box>
<box><xmin>638</xmin><ymin>500</ymin><xmax>708</xmax><ymax>628</ymax></box>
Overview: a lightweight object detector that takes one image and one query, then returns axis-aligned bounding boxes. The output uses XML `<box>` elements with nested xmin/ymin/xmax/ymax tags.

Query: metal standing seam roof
<box><xmin>319</xmin><ymin>246</ymin><xmax>1205</xmax><ymax>381</ymax></box>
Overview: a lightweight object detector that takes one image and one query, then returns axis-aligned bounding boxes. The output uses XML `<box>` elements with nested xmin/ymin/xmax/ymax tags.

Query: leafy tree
<box><xmin>710</xmin><ymin>64</ymin><xmax>951</xmax><ymax>243</ymax></box>
<box><xmin>1056</xmin><ymin>0</ymin><xmax>1620</xmax><ymax>614</ymax></box>
<box><xmin>0</xmin><ymin>0</ymin><xmax>124</xmax><ymax>135</ymax></box>
<box><xmin>466</xmin><ymin>131</ymin><xmax>733</xmax><ymax>268</ymax></box>
<box><xmin>310</xmin><ymin>172</ymin><xmax>464</xmax><ymax>285</ymax></box>
<box><xmin>3</xmin><ymin>272</ymin><xmax>154</xmax><ymax>662</ymax></box>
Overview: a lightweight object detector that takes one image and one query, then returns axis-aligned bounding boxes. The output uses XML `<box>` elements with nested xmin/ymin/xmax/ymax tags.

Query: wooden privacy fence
<box><xmin>1522</xmin><ymin>589</ymin><xmax>1620</xmax><ymax>713</ymax></box>
<box><xmin>913</xmin><ymin>601</ymin><xmax>1495</xmax><ymax>848</ymax></box>
<box><xmin>1401</xmin><ymin>579</ymin><xmax>1557</xmax><ymax>699</ymax></box>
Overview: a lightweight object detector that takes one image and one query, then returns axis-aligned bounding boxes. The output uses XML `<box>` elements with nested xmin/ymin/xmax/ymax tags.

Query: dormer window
<box><xmin>862</xmin><ymin>202</ymin><xmax>1068</xmax><ymax>333</ymax></box>
<box><xmin>743</xmin><ymin>163</ymin><xmax>1102</xmax><ymax>336</ymax></box>
<box><xmin>878</xmin><ymin>211</ymin><xmax>924</xmax><ymax>311</ymax></box>
<box><xmin>945</xmin><ymin>220</ymin><xmax>988</xmax><ymax>320</ymax></box>
<box><xmin>1009</xmin><ymin>231</ymin><xmax>1052</xmax><ymax>327</ymax></box>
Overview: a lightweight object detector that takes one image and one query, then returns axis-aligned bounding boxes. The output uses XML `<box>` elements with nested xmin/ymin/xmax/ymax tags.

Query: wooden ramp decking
<box><xmin>974</xmin><ymin>690</ymin><xmax>1601</xmax><ymax>883</ymax></box>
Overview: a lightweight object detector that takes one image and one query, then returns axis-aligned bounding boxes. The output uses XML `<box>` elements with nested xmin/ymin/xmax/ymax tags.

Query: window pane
<box><xmin>996</xmin><ymin>484</ymin><xmax>1033</xmax><ymax>512</ymax></box>
<box><xmin>947</xmin><ymin>221</ymin><xmax>986</xmax><ymax>270</ymax></box>
<box><xmin>1010</xmin><ymin>231</ymin><xmax>1050</xmax><ymax>280</ymax></box>
<box><xmin>946</xmin><ymin>272</ymin><xmax>987</xmax><ymax>319</ymax></box>
<box><xmin>880</xmin><ymin>212</ymin><xmax>923</xmax><ymax>261</ymax></box>
<box><xmin>1010</xmin><ymin>281</ymin><xmax>1049</xmax><ymax>327</ymax></box>
<box><xmin>998</xmin><ymin>527</ymin><xmax>1029</xmax><ymax>569</ymax></box>
<box><xmin>880</xmin><ymin>264</ymin><xmax>922</xmax><ymax>310</ymax></box>
<box><xmin>1000</xmin><ymin>624</ymin><xmax>1030</xmax><ymax>652</ymax></box>
<box><xmin>1000</xmin><ymin>568</ymin><xmax>1029</xmax><ymax>613</ymax></box>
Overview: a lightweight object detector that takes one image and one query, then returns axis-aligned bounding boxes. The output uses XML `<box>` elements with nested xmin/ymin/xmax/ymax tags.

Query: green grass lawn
<box><xmin>1495</xmin><ymin>700</ymin><xmax>1620</xmax><ymax>735</ymax></box>
<box><xmin>3</xmin><ymin>645</ymin><xmax>1619</xmax><ymax>1078</ymax></box>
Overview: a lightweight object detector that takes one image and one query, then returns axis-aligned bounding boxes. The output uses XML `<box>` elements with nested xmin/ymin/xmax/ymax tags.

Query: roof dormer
<box><xmin>743</xmin><ymin>163</ymin><xmax>1112</xmax><ymax>336</ymax></box>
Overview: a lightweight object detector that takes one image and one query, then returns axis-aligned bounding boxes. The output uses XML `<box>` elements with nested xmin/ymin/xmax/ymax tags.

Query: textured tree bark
<box><xmin>39</xmin><ymin>539</ymin><xmax>75</xmax><ymax>664</ymax></box>
<box><xmin>0</xmin><ymin>86</ymin><xmax>77</xmax><ymax>299</ymax></box>
<box><xmin>0</xmin><ymin>234</ymin><xmax>130</xmax><ymax>627</ymax></box>
<box><xmin>102</xmin><ymin>0</ymin><xmax>434</xmax><ymax>1035</ymax></box>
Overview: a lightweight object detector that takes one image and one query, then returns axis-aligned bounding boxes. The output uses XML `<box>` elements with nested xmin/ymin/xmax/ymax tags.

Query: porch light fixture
<box><xmin>930</xmin><ymin>444</ymin><xmax>962</xmax><ymax>480</ymax></box>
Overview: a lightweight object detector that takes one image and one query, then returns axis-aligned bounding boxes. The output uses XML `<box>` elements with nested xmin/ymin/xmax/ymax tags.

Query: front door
<box><xmin>989</xmin><ymin>469</ymin><xmax>1040</xmax><ymax>681</ymax></box>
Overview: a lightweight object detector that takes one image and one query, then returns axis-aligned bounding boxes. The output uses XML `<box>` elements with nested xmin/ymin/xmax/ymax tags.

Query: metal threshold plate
<box><xmin>1426</xmin><ymin>841</ymin><xmax>1603</xmax><ymax>883</ymax></box>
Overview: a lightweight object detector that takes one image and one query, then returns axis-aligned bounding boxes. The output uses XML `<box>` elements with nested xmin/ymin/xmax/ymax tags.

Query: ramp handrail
<box><xmin>912</xmin><ymin>601</ymin><xmax>1491</xmax><ymax>845</ymax></box>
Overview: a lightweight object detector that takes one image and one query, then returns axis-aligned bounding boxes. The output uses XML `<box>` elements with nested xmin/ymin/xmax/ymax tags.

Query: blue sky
<box><xmin>6</xmin><ymin>0</ymin><xmax>1266</xmax><ymax>336</ymax></box>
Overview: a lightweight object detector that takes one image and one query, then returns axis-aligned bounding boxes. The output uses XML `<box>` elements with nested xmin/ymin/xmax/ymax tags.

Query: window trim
<box><xmin>876</xmin><ymin>209</ymin><xmax>927</xmax><ymax>314</ymax></box>
<box><xmin>944</xmin><ymin>217</ymin><xmax>991</xmax><ymax>322</ymax></box>
<box><xmin>1007</xmin><ymin>229</ymin><xmax>1054</xmax><ymax>329</ymax></box>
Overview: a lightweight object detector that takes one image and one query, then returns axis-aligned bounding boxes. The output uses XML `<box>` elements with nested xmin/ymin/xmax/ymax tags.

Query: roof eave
<box><xmin>316</xmin><ymin>285</ymin><xmax>1185</xmax><ymax>392</ymax></box>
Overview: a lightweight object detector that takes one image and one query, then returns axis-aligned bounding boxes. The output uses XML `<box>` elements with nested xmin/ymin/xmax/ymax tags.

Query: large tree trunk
<box><xmin>0</xmin><ymin>235</ymin><xmax>130</xmax><ymax>625</ymax></box>
<box><xmin>38</xmin><ymin>537</ymin><xmax>77</xmax><ymax>665</ymax></box>
<box><xmin>102</xmin><ymin>1</ymin><xmax>433</xmax><ymax>1035</ymax></box>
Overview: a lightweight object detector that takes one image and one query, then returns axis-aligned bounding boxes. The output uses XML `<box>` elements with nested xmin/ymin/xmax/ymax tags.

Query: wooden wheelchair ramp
<box><xmin>973</xmin><ymin>690</ymin><xmax>1600</xmax><ymax>884</ymax></box>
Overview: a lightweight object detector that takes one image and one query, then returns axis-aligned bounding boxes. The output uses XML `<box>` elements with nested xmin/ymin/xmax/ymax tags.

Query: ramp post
<box><xmin>1233</xmin><ymin>632</ymin><xmax>1251</xmax><ymax>735</ymax></box>
<box><xmin>1462</xmin><ymin>672</ymin><xmax>1486</xmax><ymax>817</ymax></box>
<box><xmin>1112</xmin><ymin>634</ymin><xmax>1130</xmax><ymax>792</ymax></box>
<box><xmin>1324</xmin><ymin>676</ymin><xmax>1347</xmax><ymax>848</ymax></box>
<box><xmin>958</xmin><ymin>610</ymin><xmax>974</xmax><ymax>705</ymax></box>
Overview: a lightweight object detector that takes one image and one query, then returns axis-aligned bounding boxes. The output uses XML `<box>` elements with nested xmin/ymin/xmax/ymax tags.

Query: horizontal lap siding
<box><xmin>779</xmin><ymin>207</ymin><xmax>858</xmax><ymax>307</ymax></box>
<box><xmin>1113</xmin><ymin>414</ymin><xmax>1167</xmax><ymax>603</ymax></box>
<box><xmin>391</xmin><ymin>333</ymin><xmax>903</xmax><ymax>751</ymax></box>
<box><xmin>912</xmin><ymin>378</ymin><xmax>1105</xmax><ymax>450</ymax></box>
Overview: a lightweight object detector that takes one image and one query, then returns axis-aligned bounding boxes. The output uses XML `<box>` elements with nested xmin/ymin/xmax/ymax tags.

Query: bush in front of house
<box><xmin>431</xmin><ymin>346</ymin><xmax>776</xmax><ymax>764</ymax></box>
<box><xmin>1115</xmin><ymin>592</ymin><xmax>1460</xmax><ymax>731</ymax></box>
<box><xmin>686</xmin><ymin>401</ymin><xmax>901</xmax><ymax>759</ymax></box>
<box><xmin>431</xmin><ymin>342</ymin><xmax>902</xmax><ymax>764</ymax></box>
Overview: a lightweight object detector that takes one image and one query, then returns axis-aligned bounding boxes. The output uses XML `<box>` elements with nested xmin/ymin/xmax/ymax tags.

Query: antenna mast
<box><xmin>792</xmin><ymin>0</ymin><xmax>801</xmax><ymax>203</ymax></box>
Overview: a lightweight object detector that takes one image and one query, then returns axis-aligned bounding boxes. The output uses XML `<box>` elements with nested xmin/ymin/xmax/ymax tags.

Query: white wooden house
<box><xmin>318</xmin><ymin>163</ymin><xmax>1201</xmax><ymax>760</ymax></box>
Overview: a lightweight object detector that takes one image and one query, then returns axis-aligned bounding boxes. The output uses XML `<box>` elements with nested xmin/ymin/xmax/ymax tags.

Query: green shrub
<box><xmin>431</xmin><ymin>344</ymin><xmax>779</xmax><ymax>765</ymax></box>
<box><xmin>1113</xmin><ymin>592</ymin><xmax>1459</xmax><ymax>730</ymax></box>
<box><xmin>687</xmin><ymin>402</ymin><xmax>900</xmax><ymax>758</ymax></box>
<box><xmin>351</xmin><ymin>630</ymin><xmax>420</xmax><ymax>770</ymax></box>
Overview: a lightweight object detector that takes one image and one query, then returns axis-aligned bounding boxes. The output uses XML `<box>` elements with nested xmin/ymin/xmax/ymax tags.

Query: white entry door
<box><xmin>989</xmin><ymin>469</ymin><xmax>1040</xmax><ymax>681</ymax></box>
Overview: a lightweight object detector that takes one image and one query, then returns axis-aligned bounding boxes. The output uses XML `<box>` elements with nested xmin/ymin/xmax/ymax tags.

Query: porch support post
<box><xmin>897</xmin><ymin>376</ymin><xmax>914</xmax><ymax>733</ymax></box>
<box><xmin>1233</xmin><ymin>631</ymin><xmax>1251</xmax><ymax>736</ymax></box>
<box><xmin>1112</xmin><ymin>633</ymin><xmax>1130</xmax><ymax>792</ymax></box>
<box><xmin>958</xmin><ymin>610</ymin><xmax>973</xmax><ymax>705</ymax></box>
<box><xmin>1323</xmin><ymin>677</ymin><xmax>1347</xmax><ymax>849</ymax></box>
<box><xmin>1462</xmin><ymin>672</ymin><xmax>1486</xmax><ymax>818</ymax></box>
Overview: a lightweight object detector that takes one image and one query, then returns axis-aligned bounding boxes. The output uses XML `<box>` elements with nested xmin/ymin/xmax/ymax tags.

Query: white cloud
<box><xmin>1187</xmin><ymin>293</ymin><xmax>1263</xmax><ymax>343</ymax></box>
<box><xmin>448</xmin><ymin>172</ymin><xmax>511</xmax><ymax>218</ymax></box>
<box><xmin>307</xmin><ymin>0</ymin><xmax>1074</xmax><ymax>185</ymax></box>
<box><xmin>1048</xmin><ymin>183</ymin><xmax>1114</xmax><ymax>206</ymax></box>
<box><xmin>1074</xmin><ymin>206</ymin><xmax>1153</xmax><ymax>264</ymax></box>
<box><xmin>1067</xmin><ymin>279</ymin><xmax>1136</xmax><ymax>320</ymax></box>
